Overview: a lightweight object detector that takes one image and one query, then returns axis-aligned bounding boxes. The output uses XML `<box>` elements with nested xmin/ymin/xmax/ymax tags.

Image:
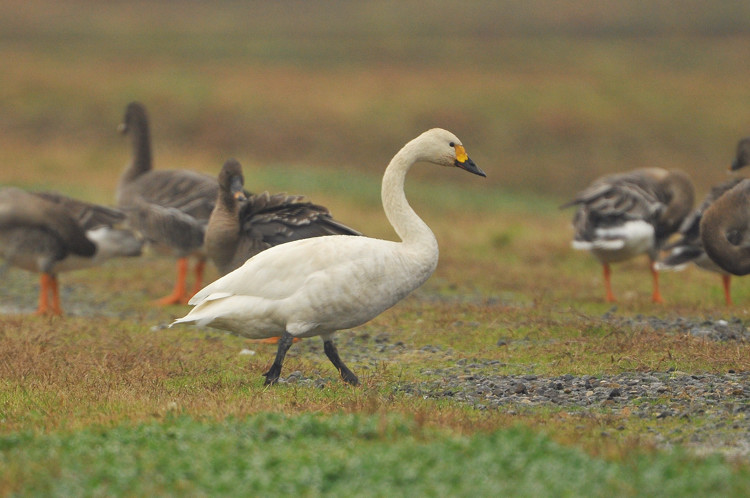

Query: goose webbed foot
<box><xmin>323</xmin><ymin>339</ymin><xmax>359</xmax><ymax>386</ymax></box>
<box><xmin>263</xmin><ymin>331</ymin><xmax>295</xmax><ymax>385</ymax></box>
<box><xmin>154</xmin><ymin>258</ymin><xmax>190</xmax><ymax>306</ymax></box>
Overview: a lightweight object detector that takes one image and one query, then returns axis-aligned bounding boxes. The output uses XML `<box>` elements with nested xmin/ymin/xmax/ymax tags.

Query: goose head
<box><xmin>218</xmin><ymin>159</ymin><xmax>248</xmax><ymax>202</ymax></box>
<box><xmin>730</xmin><ymin>137</ymin><xmax>750</xmax><ymax>171</ymax></box>
<box><xmin>410</xmin><ymin>128</ymin><xmax>486</xmax><ymax>177</ymax></box>
<box><xmin>655</xmin><ymin>169</ymin><xmax>695</xmax><ymax>237</ymax></box>
<box><xmin>118</xmin><ymin>101</ymin><xmax>149</xmax><ymax>136</ymax></box>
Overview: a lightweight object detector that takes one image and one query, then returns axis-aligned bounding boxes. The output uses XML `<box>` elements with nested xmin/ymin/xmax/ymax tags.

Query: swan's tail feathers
<box><xmin>170</xmin><ymin>314</ymin><xmax>212</xmax><ymax>328</ymax></box>
<box><xmin>188</xmin><ymin>290</ymin><xmax>233</xmax><ymax>306</ymax></box>
<box><xmin>170</xmin><ymin>304</ymin><xmax>221</xmax><ymax>328</ymax></box>
<box><xmin>171</xmin><ymin>292</ymin><xmax>234</xmax><ymax>328</ymax></box>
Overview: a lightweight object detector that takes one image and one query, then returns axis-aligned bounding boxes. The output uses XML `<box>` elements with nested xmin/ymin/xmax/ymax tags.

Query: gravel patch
<box><xmin>600</xmin><ymin>310</ymin><xmax>750</xmax><ymax>343</ymax></box>
<box><xmin>274</xmin><ymin>316</ymin><xmax>750</xmax><ymax>460</ymax></box>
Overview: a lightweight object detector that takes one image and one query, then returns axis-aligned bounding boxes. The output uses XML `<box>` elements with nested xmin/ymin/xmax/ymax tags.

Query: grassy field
<box><xmin>2</xmin><ymin>1</ymin><xmax>750</xmax><ymax>495</ymax></box>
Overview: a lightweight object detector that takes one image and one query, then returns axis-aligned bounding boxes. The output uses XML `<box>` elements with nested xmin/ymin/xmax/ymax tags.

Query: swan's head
<box><xmin>218</xmin><ymin>159</ymin><xmax>247</xmax><ymax>201</ymax></box>
<box><xmin>415</xmin><ymin>128</ymin><xmax>486</xmax><ymax>177</ymax></box>
<box><xmin>118</xmin><ymin>101</ymin><xmax>149</xmax><ymax>135</ymax></box>
<box><xmin>731</xmin><ymin>137</ymin><xmax>750</xmax><ymax>171</ymax></box>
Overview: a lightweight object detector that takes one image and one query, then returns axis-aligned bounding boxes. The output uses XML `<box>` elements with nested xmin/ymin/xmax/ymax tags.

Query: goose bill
<box><xmin>230</xmin><ymin>176</ymin><xmax>247</xmax><ymax>201</ymax></box>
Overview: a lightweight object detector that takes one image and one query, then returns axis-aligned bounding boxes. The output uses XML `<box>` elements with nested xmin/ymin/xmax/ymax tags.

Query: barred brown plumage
<box><xmin>206</xmin><ymin>158</ymin><xmax>361</xmax><ymax>277</ymax></box>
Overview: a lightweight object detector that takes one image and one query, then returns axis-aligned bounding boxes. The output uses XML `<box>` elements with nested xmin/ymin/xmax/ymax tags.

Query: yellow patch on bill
<box><xmin>454</xmin><ymin>144</ymin><xmax>469</xmax><ymax>163</ymax></box>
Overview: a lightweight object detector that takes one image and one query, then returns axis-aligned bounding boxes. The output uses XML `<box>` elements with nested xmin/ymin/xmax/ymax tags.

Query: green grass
<box><xmin>0</xmin><ymin>413</ymin><xmax>747</xmax><ymax>497</ymax></box>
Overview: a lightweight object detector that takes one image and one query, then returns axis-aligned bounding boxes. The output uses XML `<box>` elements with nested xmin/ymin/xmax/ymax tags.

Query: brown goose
<box><xmin>700</xmin><ymin>179</ymin><xmax>750</xmax><ymax>277</ymax></box>
<box><xmin>562</xmin><ymin>168</ymin><xmax>694</xmax><ymax>303</ymax></box>
<box><xmin>658</xmin><ymin>178</ymin><xmax>743</xmax><ymax>305</ymax></box>
<box><xmin>0</xmin><ymin>188</ymin><xmax>143</xmax><ymax>315</ymax></box>
<box><xmin>116</xmin><ymin>101</ymin><xmax>218</xmax><ymax>305</ymax></box>
<box><xmin>206</xmin><ymin>159</ymin><xmax>361</xmax><ymax>276</ymax></box>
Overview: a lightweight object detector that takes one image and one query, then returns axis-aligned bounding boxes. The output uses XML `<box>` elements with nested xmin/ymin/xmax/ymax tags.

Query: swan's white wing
<box><xmin>189</xmin><ymin>234</ymin><xmax>391</xmax><ymax>304</ymax></box>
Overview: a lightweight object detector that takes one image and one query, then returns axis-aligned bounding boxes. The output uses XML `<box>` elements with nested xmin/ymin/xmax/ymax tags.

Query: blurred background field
<box><xmin>3</xmin><ymin>1</ymin><xmax>750</xmax><ymax>494</ymax></box>
<box><xmin>3</xmin><ymin>0</ymin><xmax>750</xmax><ymax>201</ymax></box>
<box><xmin>3</xmin><ymin>0</ymin><xmax>750</xmax><ymax>307</ymax></box>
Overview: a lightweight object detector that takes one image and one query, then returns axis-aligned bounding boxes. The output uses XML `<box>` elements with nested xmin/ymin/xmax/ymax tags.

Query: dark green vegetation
<box><xmin>2</xmin><ymin>1</ymin><xmax>750</xmax><ymax>495</ymax></box>
<box><xmin>2</xmin><ymin>414</ymin><xmax>749</xmax><ymax>496</ymax></box>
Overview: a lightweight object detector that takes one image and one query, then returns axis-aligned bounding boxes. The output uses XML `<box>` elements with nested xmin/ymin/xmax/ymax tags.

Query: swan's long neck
<box><xmin>122</xmin><ymin>118</ymin><xmax>153</xmax><ymax>183</ymax></box>
<box><xmin>701</xmin><ymin>185</ymin><xmax>750</xmax><ymax>276</ymax></box>
<box><xmin>381</xmin><ymin>142</ymin><xmax>438</xmax><ymax>252</ymax></box>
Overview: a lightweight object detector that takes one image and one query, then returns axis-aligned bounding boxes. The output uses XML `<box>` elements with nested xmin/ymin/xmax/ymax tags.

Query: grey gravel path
<box><xmin>279</xmin><ymin>315</ymin><xmax>750</xmax><ymax>460</ymax></box>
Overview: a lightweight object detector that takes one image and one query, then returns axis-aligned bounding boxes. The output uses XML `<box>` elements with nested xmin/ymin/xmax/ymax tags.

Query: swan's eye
<box><xmin>449</xmin><ymin>142</ymin><xmax>455</xmax><ymax>147</ymax></box>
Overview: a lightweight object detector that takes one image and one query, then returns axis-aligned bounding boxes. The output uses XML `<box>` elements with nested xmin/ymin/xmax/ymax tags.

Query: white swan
<box><xmin>172</xmin><ymin>129</ymin><xmax>485</xmax><ymax>385</ymax></box>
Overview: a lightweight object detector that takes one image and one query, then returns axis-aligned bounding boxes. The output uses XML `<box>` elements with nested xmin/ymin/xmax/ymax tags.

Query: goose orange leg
<box><xmin>602</xmin><ymin>263</ymin><xmax>616</xmax><ymax>303</ymax></box>
<box><xmin>36</xmin><ymin>273</ymin><xmax>62</xmax><ymax>316</ymax></box>
<box><xmin>650</xmin><ymin>261</ymin><xmax>663</xmax><ymax>304</ymax></box>
<box><xmin>154</xmin><ymin>258</ymin><xmax>189</xmax><ymax>306</ymax></box>
<box><xmin>722</xmin><ymin>274</ymin><xmax>732</xmax><ymax>306</ymax></box>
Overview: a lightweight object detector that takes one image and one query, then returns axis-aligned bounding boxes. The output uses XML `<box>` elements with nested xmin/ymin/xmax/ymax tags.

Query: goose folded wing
<box><xmin>238</xmin><ymin>192</ymin><xmax>361</xmax><ymax>246</ymax></box>
<box><xmin>0</xmin><ymin>189</ymin><xmax>96</xmax><ymax>257</ymax></box>
<box><xmin>34</xmin><ymin>191</ymin><xmax>126</xmax><ymax>230</ymax></box>
<box><xmin>132</xmin><ymin>170</ymin><xmax>218</xmax><ymax>220</ymax></box>
<box><xmin>123</xmin><ymin>198</ymin><xmax>206</xmax><ymax>252</ymax></box>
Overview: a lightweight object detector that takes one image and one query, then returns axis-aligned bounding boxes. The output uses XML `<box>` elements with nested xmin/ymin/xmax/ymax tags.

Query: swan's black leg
<box><xmin>263</xmin><ymin>331</ymin><xmax>295</xmax><ymax>385</ymax></box>
<box><xmin>323</xmin><ymin>339</ymin><xmax>359</xmax><ymax>386</ymax></box>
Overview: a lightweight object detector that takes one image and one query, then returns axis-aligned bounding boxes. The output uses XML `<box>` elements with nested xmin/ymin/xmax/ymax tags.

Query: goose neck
<box><xmin>123</xmin><ymin>119</ymin><xmax>153</xmax><ymax>182</ymax></box>
<box><xmin>218</xmin><ymin>188</ymin><xmax>238</xmax><ymax>214</ymax></box>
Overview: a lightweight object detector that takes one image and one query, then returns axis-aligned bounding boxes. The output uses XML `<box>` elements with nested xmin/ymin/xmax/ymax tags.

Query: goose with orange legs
<box><xmin>116</xmin><ymin>102</ymin><xmax>217</xmax><ymax>305</ymax></box>
<box><xmin>701</xmin><ymin>179</ymin><xmax>750</xmax><ymax>278</ymax></box>
<box><xmin>0</xmin><ymin>188</ymin><xmax>143</xmax><ymax>315</ymax></box>
<box><xmin>658</xmin><ymin>178</ymin><xmax>743</xmax><ymax>306</ymax></box>
<box><xmin>563</xmin><ymin>168</ymin><xmax>694</xmax><ymax>303</ymax></box>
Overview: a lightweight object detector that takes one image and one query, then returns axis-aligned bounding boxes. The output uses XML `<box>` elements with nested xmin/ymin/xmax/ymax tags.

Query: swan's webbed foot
<box><xmin>263</xmin><ymin>331</ymin><xmax>295</xmax><ymax>385</ymax></box>
<box><xmin>323</xmin><ymin>339</ymin><xmax>359</xmax><ymax>386</ymax></box>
